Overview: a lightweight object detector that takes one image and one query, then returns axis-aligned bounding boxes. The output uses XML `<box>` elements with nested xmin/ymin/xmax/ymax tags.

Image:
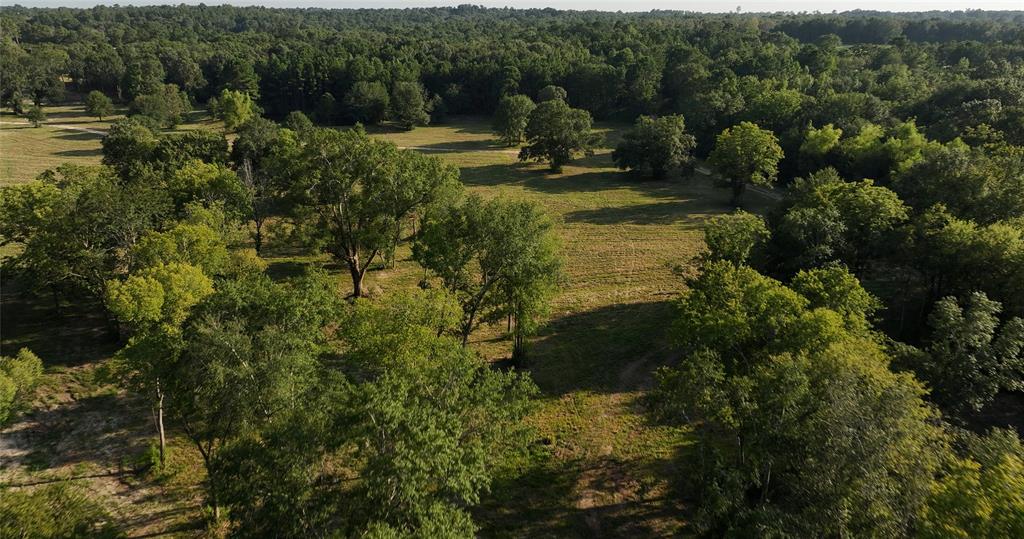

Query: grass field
<box><xmin>1</xmin><ymin>109</ymin><xmax>777</xmax><ymax>537</ymax></box>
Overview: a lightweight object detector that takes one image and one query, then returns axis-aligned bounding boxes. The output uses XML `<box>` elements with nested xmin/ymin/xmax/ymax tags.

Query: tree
<box><xmin>492</xmin><ymin>94</ymin><xmax>536</xmax><ymax>146</ymax></box>
<box><xmin>130</xmin><ymin>84</ymin><xmax>190</xmax><ymax>129</ymax></box>
<box><xmin>414</xmin><ymin>195</ymin><xmax>562</xmax><ymax>360</ymax></box>
<box><xmin>519</xmin><ymin>99</ymin><xmax>599</xmax><ymax>173</ymax></box>
<box><xmin>537</xmin><ymin>85</ymin><xmax>567</xmax><ymax>102</ymax></box>
<box><xmin>773</xmin><ymin>168</ymin><xmax>908</xmax><ymax>272</ymax></box>
<box><xmin>910</xmin><ymin>292</ymin><xmax>1024</xmax><ymax>415</ymax></box>
<box><xmin>0</xmin><ymin>164</ymin><xmax>169</xmax><ymax>309</ymax></box>
<box><xmin>707</xmin><ymin>122</ymin><xmax>784</xmax><ymax>206</ymax></box>
<box><xmin>214</xmin><ymin>289</ymin><xmax>536</xmax><ymax>536</ymax></box>
<box><xmin>344</xmin><ymin>80</ymin><xmax>390</xmax><ymax>125</ymax></box>
<box><xmin>212</xmin><ymin>88</ymin><xmax>256</xmax><ymax>131</ymax></box>
<box><xmin>166</xmin><ymin>272</ymin><xmax>339</xmax><ymax>519</ymax></box>
<box><xmin>84</xmin><ymin>90</ymin><xmax>114</xmax><ymax>121</ymax></box>
<box><xmin>166</xmin><ymin>160</ymin><xmax>247</xmax><ymax>218</ymax></box>
<box><xmin>25</xmin><ymin>105</ymin><xmax>45</xmax><ymax>127</ymax></box>
<box><xmin>613</xmin><ymin>114</ymin><xmax>696</xmax><ymax>179</ymax></box>
<box><xmin>232</xmin><ymin>117</ymin><xmax>286</xmax><ymax>254</ymax></box>
<box><xmin>654</xmin><ymin>262</ymin><xmax>946</xmax><ymax>536</ymax></box>
<box><xmin>702</xmin><ymin>210</ymin><xmax>770</xmax><ymax>265</ymax></box>
<box><xmin>106</xmin><ymin>261</ymin><xmax>215</xmax><ymax>466</ymax></box>
<box><xmin>288</xmin><ymin>126</ymin><xmax>460</xmax><ymax>297</ymax></box>
<box><xmin>920</xmin><ymin>428</ymin><xmax>1024</xmax><ymax>538</ymax></box>
<box><xmin>390</xmin><ymin>81</ymin><xmax>430</xmax><ymax>130</ymax></box>
<box><xmin>122</xmin><ymin>53</ymin><xmax>165</xmax><ymax>100</ymax></box>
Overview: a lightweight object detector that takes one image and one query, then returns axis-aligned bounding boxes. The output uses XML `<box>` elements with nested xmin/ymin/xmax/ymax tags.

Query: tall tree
<box><xmin>708</xmin><ymin>122</ymin><xmax>784</xmax><ymax>206</ymax></box>
<box><xmin>344</xmin><ymin>81</ymin><xmax>390</xmax><ymax>125</ymax></box>
<box><xmin>288</xmin><ymin>126</ymin><xmax>460</xmax><ymax>297</ymax></box>
<box><xmin>414</xmin><ymin>195</ymin><xmax>562</xmax><ymax>360</ymax></box>
<box><xmin>492</xmin><ymin>94</ymin><xmax>536</xmax><ymax>146</ymax></box>
<box><xmin>519</xmin><ymin>99</ymin><xmax>599</xmax><ymax>173</ymax></box>
<box><xmin>390</xmin><ymin>81</ymin><xmax>430</xmax><ymax>130</ymax></box>
<box><xmin>84</xmin><ymin>90</ymin><xmax>114</xmax><ymax>121</ymax></box>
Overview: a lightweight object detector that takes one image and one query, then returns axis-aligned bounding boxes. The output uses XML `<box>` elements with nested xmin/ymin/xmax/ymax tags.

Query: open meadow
<box><xmin>1</xmin><ymin>110</ymin><xmax>776</xmax><ymax>537</ymax></box>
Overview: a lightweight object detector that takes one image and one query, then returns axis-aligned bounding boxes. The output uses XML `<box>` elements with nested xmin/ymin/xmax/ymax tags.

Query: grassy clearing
<box><xmin>1</xmin><ymin>112</ymin><xmax>777</xmax><ymax>536</ymax></box>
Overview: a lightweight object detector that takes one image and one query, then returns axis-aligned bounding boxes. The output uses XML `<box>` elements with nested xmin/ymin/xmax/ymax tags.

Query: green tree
<box><xmin>212</xmin><ymin>88</ymin><xmax>256</xmax><ymax>131</ymax></box>
<box><xmin>25</xmin><ymin>105</ymin><xmax>45</xmax><ymax>127</ymax></box>
<box><xmin>613</xmin><ymin>114</ymin><xmax>696</xmax><ymax>179</ymax></box>
<box><xmin>537</xmin><ymin>85</ymin><xmax>567</xmax><ymax>102</ymax></box>
<box><xmin>0</xmin><ymin>164</ymin><xmax>169</xmax><ymax>308</ymax></box>
<box><xmin>774</xmin><ymin>168</ymin><xmax>908</xmax><ymax>272</ymax></box>
<box><xmin>130</xmin><ymin>84</ymin><xmax>190</xmax><ymax>128</ymax></box>
<box><xmin>390</xmin><ymin>81</ymin><xmax>430</xmax><ymax>130</ymax></box>
<box><xmin>85</xmin><ymin>90</ymin><xmax>114</xmax><ymax>121</ymax></box>
<box><xmin>166</xmin><ymin>272</ymin><xmax>339</xmax><ymax>520</ymax></box>
<box><xmin>344</xmin><ymin>80</ymin><xmax>390</xmax><ymax>125</ymax></box>
<box><xmin>288</xmin><ymin>126</ymin><xmax>460</xmax><ymax>297</ymax></box>
<box><xmin>702</xmin><ymin>210</ymin><xmax>770</xmax><ymax>265</ymax></box>
<box><xmin>655</xmin><ymin>262</ymin><xmax>946</xmax><ymax>536</ymax></box>
<box><xmin>519</xmin><ymin>99</ymin><xmax>599</xmax><ymax>173</ymax></box>
<box><xmin>106</xmin><ymin>261</ymin><xmax>214</xmax><ymax>465</ymax></box>
<box><xmin>214</xmin><ymin>289</ymin><xmax>536</xmax><ymax>537</ymax></box>
<box><xmin>920</xmin><ymin>428</ymin><xmax>1024</xmax><ymax>538</ymax></box>
<box><xmin>413</xmin><ymin>195</ymin><xmax>562</xmax><ymax>360</ymax></box>
<box><xmin>912</xmin><ymin>292</ymin><xmax>1024</xmax><ymax>415</ymax></box>
<box><xmin>708</xmin><ymin>122</ymin><xmax>784</xmax><ymax>206</ymax></box>
<box><xmin>492</xmin><ymin>94</ymin><xmax>536</xmax><ymax>146</ymax></box>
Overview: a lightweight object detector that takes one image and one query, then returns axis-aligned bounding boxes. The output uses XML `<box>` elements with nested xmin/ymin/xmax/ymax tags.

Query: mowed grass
<box><xmin>0</xmin><ymin>104</ymin><xmax>223</xmax><ymax>185</ymax></box>
<box><xmin>1</xmin><ymin>112</ymin><xmax>777</xmax><ymax>536</ymax></box>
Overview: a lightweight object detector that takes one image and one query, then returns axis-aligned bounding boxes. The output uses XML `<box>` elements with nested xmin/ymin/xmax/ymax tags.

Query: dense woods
<box><xmin>2</xmin><ymin>5</ymin><xmax>1024</xmax><ymax>538</ymax></box>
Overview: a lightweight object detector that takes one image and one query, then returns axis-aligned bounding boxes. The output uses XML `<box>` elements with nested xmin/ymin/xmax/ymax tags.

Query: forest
<box><xmin>1</xmin><ymin>4</ymin><xmax>1024</xmax><ymax>538</ymax></box>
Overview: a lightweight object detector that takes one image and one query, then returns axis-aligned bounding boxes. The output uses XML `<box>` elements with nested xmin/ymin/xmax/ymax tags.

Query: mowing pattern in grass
<box><xmin>1</xmin><ymin>114</ymin><xmax>778</xmax><ymax>536</ymax></box>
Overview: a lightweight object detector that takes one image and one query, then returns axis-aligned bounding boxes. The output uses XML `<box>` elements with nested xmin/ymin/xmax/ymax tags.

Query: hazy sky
<box><xmin>7</xmin><ymin>1</ymin><xmax>1024</xmax><ymax>13</ymax></box>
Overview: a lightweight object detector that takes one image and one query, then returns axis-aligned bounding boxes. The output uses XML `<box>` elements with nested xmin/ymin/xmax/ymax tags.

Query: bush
<box><xmin>0</xmin><ymin>348</ymin><xmax>43</xmax><ymax>425</ymax></box>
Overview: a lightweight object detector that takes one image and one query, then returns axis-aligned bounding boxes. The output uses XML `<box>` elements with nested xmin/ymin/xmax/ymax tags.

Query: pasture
<box><xmin>1</xmin><ymin>110</ymin><xmax>776</xmax><ymax>537</ymax></box>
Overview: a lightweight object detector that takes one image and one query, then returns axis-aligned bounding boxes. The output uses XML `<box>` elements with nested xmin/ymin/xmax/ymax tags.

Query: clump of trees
<box><xmin>414</xmin><ymin>194</ymin><xmax>562</xmax><ymax>361</ymax></box>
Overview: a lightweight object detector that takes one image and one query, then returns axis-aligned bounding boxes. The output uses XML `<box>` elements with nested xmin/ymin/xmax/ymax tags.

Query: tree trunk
<box><xmin>155</xmin><ymin>383</ymin><xmax>166</xmax><ymax>467</ymax></box>
<box><xmin>731</xmin><ymin>180</ymin><xmax>746</xmax><ymax>207</ymax></box>
<box><xmin>349</xmin><ymin>260</ymin><xmax>364</xmax><ymax>298</ymax></box>
<box><xmin>253</xmin><ymin>220</ymin><xmax>263</xmax><ymax>255</ymax></box>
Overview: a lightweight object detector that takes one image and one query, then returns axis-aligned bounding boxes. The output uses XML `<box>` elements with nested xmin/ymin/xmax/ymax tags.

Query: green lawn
<box><xmin>1</xmin><ymin>112</ymin><xmax>777</xmax><ymax>536</ymax></box>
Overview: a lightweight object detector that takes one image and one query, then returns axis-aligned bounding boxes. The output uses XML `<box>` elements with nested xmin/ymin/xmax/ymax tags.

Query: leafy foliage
<box><xmin>612</xmin><ymin>114</ymin><xmax>696</xmax><ymax>179</ymax></box>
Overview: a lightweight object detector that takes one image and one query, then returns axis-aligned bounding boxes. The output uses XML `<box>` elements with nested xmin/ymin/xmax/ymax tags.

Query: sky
<box><xmin>6</xmin><ymin>1</ymin><xmax>1024</xmax><ymax>13</ymax></box>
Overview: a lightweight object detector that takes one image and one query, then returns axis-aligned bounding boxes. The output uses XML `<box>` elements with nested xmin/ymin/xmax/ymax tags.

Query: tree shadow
<box><xmin>54</xmin><ymin>131</ymin><xmax>104</xmax><ymax>141</ymax></box>
<box><xmin>474</xmin><ymin>455</ymin><xmax>586</xmax><ymax>538</ymax></box>
<box><xmin>564</xmin><ymin>200</ymin><xmax>717</xmax><ymax>227</ymax></box>
<box><xmin>1</xmin><ymin>282</ymin><xmax>118</xmax><ymax>367</ymax></box>
<box><xmin>525</xmin><ymin>301</ymin><xmax>677</xmax><ymax>396</ymax></box>
<box><xmin>5</xmin><ymin>391</ymin><xmax>151</xmax><ymax>473</ymax></box>
<box><xmin>413</xmin><ymin>139</ymin><xmax>511</xmax><ymax>152</ymax></box>
<box><xmin>54</xmin><ymin>148</ymin><xmax>103</xmax><ymax>157</ymax></box>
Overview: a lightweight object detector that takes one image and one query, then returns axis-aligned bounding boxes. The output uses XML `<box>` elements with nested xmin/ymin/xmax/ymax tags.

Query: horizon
<box><xmin>6</xmin><ymin>1</ymin><xmax>1024</xmax><ymax>14</ymax></box>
